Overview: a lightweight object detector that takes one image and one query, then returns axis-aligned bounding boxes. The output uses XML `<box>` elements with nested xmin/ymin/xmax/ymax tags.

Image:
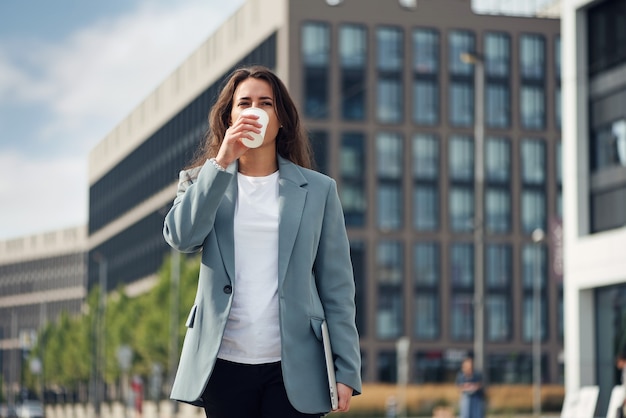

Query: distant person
<box><xmin>456</xmin><ymin>357</ymin><xmax>485</xmax><ymax>418</ymax></box>
<box><xmin>162</xmin><ymin>65</ymin><xmax>362</xmax><ymax>417</ymax></box>
<box><xmin>131</xmin><ymin>374</ymin><xmax>143</xmax><ymax>418</ymax></box>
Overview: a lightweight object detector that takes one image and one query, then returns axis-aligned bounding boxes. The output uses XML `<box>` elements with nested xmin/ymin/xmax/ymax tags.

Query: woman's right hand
<box><xmin>215</xmin><ymin>113</ymin><xmax>261</xmax><ymax>168</ymax></box>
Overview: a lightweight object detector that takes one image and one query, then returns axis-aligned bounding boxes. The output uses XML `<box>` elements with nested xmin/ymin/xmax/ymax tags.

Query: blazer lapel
<box><xmin>277</xmin><ymin>156</ymin><xmax>308</xmax><ymax>289</ymax></box>
<box><xmin>214</xmin><ymin>162</ymin><xmax>238</xmax><ymax>284</ymax></box>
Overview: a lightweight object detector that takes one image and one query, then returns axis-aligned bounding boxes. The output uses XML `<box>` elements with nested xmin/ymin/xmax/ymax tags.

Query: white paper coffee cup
<box><xmin>240</xmin><ymin>107</ymin><xmax>269</xmax><ymax>148</ymax></box>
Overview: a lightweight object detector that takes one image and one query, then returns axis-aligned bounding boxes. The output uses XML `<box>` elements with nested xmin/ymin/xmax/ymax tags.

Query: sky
<box><xmin>0</xmin><ymin>0</ymin><xmax>245</xmax><ymax>240</ymax></box>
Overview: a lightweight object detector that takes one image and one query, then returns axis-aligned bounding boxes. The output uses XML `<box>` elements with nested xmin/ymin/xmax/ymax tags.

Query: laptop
<box><xmin>321</xmin><ymin>319</ymin><xmax>339</xmax><ymax>411</ymax></box>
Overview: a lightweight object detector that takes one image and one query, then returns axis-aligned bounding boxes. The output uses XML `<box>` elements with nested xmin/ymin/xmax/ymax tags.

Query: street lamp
<box><xmin>461</xmin><ymin>51</ymin><xmax>485</xmax><ymax>377</ymax></box>
<box><xmin>532</xmin><ymin>228</ymin><xmax>545</xmax><ymax>417</ymax></box>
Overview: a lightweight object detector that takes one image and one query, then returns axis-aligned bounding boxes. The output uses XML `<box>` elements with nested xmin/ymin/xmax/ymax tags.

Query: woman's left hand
<box><xmin>335</xmin><ymin>383</ymin><xmax>353</xmax><ymax>412</ymax></box>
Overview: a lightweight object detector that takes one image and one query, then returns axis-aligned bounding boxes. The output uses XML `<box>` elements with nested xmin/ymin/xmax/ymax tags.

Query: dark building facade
<box><xmin>88</xmin><ymin>0</ymin><xmax>562</xmax><ymax>385</ymax></box>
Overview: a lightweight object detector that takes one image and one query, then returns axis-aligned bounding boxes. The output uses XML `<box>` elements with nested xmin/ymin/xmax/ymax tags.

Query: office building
<box><xmin>88</xmin><ymin>0</ymin><xmax>561</xmax><ymax>384</ymax></box>
<box><xmin>562</xmin><ymin>0</ymin><xmax>626</xmax><ymax>415</ymax></box>
<box><xmin>0</xmin><ymin>226</ymin><xmax>86</xmax><ymax>402</ymax></box>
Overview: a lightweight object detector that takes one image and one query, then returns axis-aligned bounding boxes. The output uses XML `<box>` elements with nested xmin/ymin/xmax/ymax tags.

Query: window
<box><xmin>377</xmin><ymin>27</ymin><xmax>403</xmax><ymax>71</ymax></box>
<box><xmin>587</xmin><ymin>0</ymin><xmax>626</xmax><ymax>74</ymax></box>
<box><xmin>302</xmin><ymin>23</ymin><xmax>330</xmax><ymax>118</ymax></box>
<box><xmin>485</xmin><ymin>32</ymin><xmax>510</xmax><ymax>77</ymax></box>
<box><xmin>413</xmin><ymin>29</ymin><xmax>439</xmax><ymax>74</ymax></box>
<box><xmin>413</xmin><ymin>185</ymin><xmax>439</xmax><ymax>231</ymax></box>
<box><xmin>450</xmin><ymin>243</ymin><xmax>473</xmax><ymax>288</ymax></box>
<box><xmin>377</xmin><ymin>27</ymin><xmax>404</xmax><ymax>123</ymax></box>
<box><xmin>449</xmin><ymin>135</ymin><xmax>474</xmax><ymax>181</ymax></box>
<box><xmin>377</xmin><ymin>132</ymin><xmax>403</xmax><ymax>230</ymax></box>
<box><xmin>414</xmin><ymin>243</ymin><xmax>439</xmax><ymax>286</ymax></box>
<box><xmin>340</xmin><ymin>25</ymin><xmax>367</xmax><ymax>120</ymax></box>
<box><xmin>340</xmin><ymin>133</ymin><xmax>366</xmax><ymax>226</ymax></box>
<box><xmin>449</xmin><ymin>187</ymin><xmax>474</xmax><ymax>232</ymax></box>
<box><xmin>521</xmin><ymin>139</ymin><xmax>546</xmax><ymax>185</ymax></box>
<box><xmin>413</xmin><ymin>29</ymin><xmax>439</xmax><ymax>126</ymax></box>
<box><xmin>486</xmin><ymin>83</ymin><xmax>510</xmax><ymax>128</ymax></box>
<box><xmin>522</xmin><ymin>244</ymin><xmax>546</xmax><ymax>289</ymax></box>
<box><xmin>376</xmin><ymin>241</ymin><xmax>404</xmax><ymax>339</ymax></box>
<box><xmin>520</xmin><ymin>85</ymin><xmax>545</xmax><ymax>130</ymax></box>
<box><xmin>412</xmin><ymin>133</ymin><xmax>439</xmax><ymax>231</ymax></box>
<box><xmin>414</xmin><ymin>242</ymin><xmax>440</xmax><ymax>341</ymax></box>
<box><xmin>377</xmin><ymin>77</ymin><xmax>403</xmax><ymax>124</ymax></box>
<box><xmin>486</xmin><ymin>244</ymin><xmax>511</xmax><ymax>288</ymax></box>
<box><xmin>449</xmin><ymin>81</ymin><xmax>474</xmax><ymax>127</ymax></box>
<box><xmin>485</xmin><ymin>188</ymin><xmax>510</xmax><ymax>233</ymax></box>
<box><xmin>521</xmin><ymin>190</ymin><xmax>546</xmax><ymax>233</ymax></box>
<box><xmin>487</xmin><ymin>295</ymin><xmax>510</xmax><ymax>341</ymax></box>
<box><xmin>485</xmin><ymin>137</ymin><xmax>511</xmax><ymax>183</ymax></box>
<box><xmin>591</xmin><ymin>119</ymin><xmax>626</xmax><ymax>171</ymax></box>
<box><xmin>451</xmin><ymin>294</ymin><xmax>474</xmax><ymax>340</ymax></box>
<box><xmin>413</xmin><ymin>79</ymin><xmax>439</xmax><ymax>125</ymax></box>
<box><xmin>449</xmin><ymin>31</ymin><xmax>475</xmax><ymax>75</ymax></box>
<box><xmin>520</xmin><ymin>34</ymin><xmax>545</xmax><ymax>80</ymax></box>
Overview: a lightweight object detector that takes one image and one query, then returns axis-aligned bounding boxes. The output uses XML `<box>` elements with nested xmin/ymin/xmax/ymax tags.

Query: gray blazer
<box><xmin>163</xmin><ymin>155</ymin><xmax>362</xmax><ymax>414</ymax></box>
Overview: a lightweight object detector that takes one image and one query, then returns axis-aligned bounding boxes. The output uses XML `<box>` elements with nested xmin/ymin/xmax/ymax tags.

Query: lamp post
<box><xmin>461</xmin><ymin>51</ymin><xmax>485</xmax><ymax>376</ymax></box>
<box><xmin>532</xmin><ymin>228</ymin><xmax>545</xmax><ymax>417</ymax></box>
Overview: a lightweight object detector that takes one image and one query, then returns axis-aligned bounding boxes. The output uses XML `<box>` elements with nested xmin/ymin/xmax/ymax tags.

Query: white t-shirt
<box><xmin>217</xmin><ymin>170</ymin><xmax>281</xmax><ymax>364</ymax></box>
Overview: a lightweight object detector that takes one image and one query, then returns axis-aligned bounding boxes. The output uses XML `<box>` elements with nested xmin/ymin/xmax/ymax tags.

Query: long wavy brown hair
<box><xmin>186</xmin><ymin>66</ymin><xmax>313</xmax><ymax>169</ymax></box>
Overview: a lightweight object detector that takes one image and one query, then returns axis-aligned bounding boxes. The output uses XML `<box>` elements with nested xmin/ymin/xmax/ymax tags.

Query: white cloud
<box><xmin>0</xmin><ymin>152</ymin><xmax>87</xmax><ymax>239</ymax></box>
<box><xmin>0</xmin><ymin>0</ymin><xmax>245</xmax><ymax>239</ymax></box>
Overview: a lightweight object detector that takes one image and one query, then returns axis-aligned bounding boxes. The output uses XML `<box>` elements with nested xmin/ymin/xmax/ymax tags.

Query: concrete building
<box><xmin>562</xmin><ymin>0</ymin><xmax>626</xmax><ymax>415</ymax></box>
<box><xmin>0</xmin><ymin>226</ymin><xmax>87</xmax><ymax>402</ymax></box>
<box><xmin>88</xmin><ymin>0</ymin><xmax>561</xmax><ymax>384</ymax></box>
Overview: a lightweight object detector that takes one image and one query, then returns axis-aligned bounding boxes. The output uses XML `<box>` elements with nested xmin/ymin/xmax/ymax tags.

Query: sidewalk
<box><xmin>44</xmin><ymin>400</ymin><xmax>204</xmax><ymax>418</ymax></box>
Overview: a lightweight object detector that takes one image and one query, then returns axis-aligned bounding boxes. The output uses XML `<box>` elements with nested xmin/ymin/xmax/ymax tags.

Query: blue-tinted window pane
<box><xmin>486</xmin><ymin>188</ymin><xmax>511</xmax><ymax>233</ymax></box>
<box><xmin>413</xmin><ymin>79</ymin><xmax>439</xmax><ymax>125</ymax></box>
<box><xmin>521</xmin><ymin>190</ymin><xmax>546</xmax><ymax>233</ymax></box>
<box><xmin>522</xmin><ymin>244</ymin><xmax>547</xmax><ymax>289</ymax></box>
<box><xmin>302</xmin><ymin>23</ymin><xmax>329</xmax><ymax>66</ymax></box>
<box><xmin>520</xmin><ymin>85</ymin><xmax>545</xmax><ymax>129</ymax></box>
<box><xmin>520</xmin><ymin>34</ymin><xmax>545</xmax><ymax>79</ymax></box>
<box><xmin>449</xmin><ymin>135</ymin><xmax>474</xmax><ymax>181</ymax></box>
<box><xmin>309</xmin><ymin>130</ymin><xmax>328</xmax><ymax>175</ymax></box>
<box><xmin>340</xmin><ymin>25</ymin><xmax>367</xmax><ymax>68</ymax></box>
<box><xmin>486</xmin><ymin>244</ymin><xmax>511</xmax><ymax>288</ymax></box>
<box><xmin>486</xmin><ymin>83</ymin><xmax>510</xmax><ymax>128</ymax></box>
<box><xmin>302</xmin><ymin>23</ymin><xmax>330</xmax><ymax>118</ymax></box>
<box><xmin>415</xmin><ymin>294</ymin><xmax>439</xmax><ymax>339</ymax></box>
<box><xmin>449</xmin><ymin>187</ymin><xmax>474</xmax><ymax>232</ymax></box>
<box><xmin>449</xmin><ymin>81</ymin><xmax>474</xmax><ymax>126</ymax></box>
<box><xmin>521</xmin><ymin>139</ymin><xmax>546</xmax><ymax>184</ymax></box>
<box><xmin>485</xmin><ymin>137</ymin><xmax>511</xmax><ymax>182</ymax></box>
<box><xmin>592</xmin><ymin>119</ymin><xmax>626</xmax><ymax>171</ymax></box>
<box><xmin>412</xmin><ymin>134</ymin><xmax>439</xmax><ymax>179</ymax></box>
<box><xmin>450</xmin><ymin>243</ymin><xmax>473</xmax><ymax>287</ymax></box>
<box><xmin>485</xmin><ymin>32</ymin><xmax>510</xmax><ymax>77</ymax></box>
<box><xmin>377</xmin><ymin>133</ymin><xmax>403</xmax><ymax>230</ymax></box>
<box><xmin>377</xmin><ymin>132</ymin><xmax>403</xmax><ymax>178</ymax></box>
<box><xmin>451</xmin><ymin>294</ymin><xmax>474</xmax><ymax>340</ymax></box>
<box><xmin>487</xmin><ymin>295</ymin><xmax>510</xmax><ymax>341</ymax></box>
<box><xmin>340</xmin><ymin>25</ymin><xmax>367</xmax><ymax>121</ymax></box>
<box><xmin>377</xmin><ymin>77</ymin><xmax>403</xmax><ymax>123</ymax></box>
<box><xmin>555</xmin><ymin>36</ymin><xmax>561</xmax><ymax>79</ymax></box>
<box><xmin>523</xmin><ymin>296</ymin><xmax>547</xmax><ymax>341</ymax></box>
<box><xmin>376</xmin><ymin>241</ymin><xmax>404</xmax><ymax>339</ymax></box>
<box><xmin>413</xmin><ymin>185</ymin><xmax>439</xmax><ymax>231</ymax></box>
<box><xmin>413</xmin><ymin>243</ymin><xmax>439</xmax><ymax>286</ymax></box>
<box><xmin>377</xmin><ymin>27</ymin><xmax>403</xmax><ymax>71</ymax></box>
<box><xmin>340</xmin><ymin>133</ymin><xmax>366</xmax><ymax>226</ymax></box>
<box><xmin>449</xmin><ymin>31</ymin><xmax>475</xmax><ymax>75</ymax></box>
<box><xmin>413</xmin><ymin>29</ymin><xmax>439</xmax><ymax>74</ymax></box>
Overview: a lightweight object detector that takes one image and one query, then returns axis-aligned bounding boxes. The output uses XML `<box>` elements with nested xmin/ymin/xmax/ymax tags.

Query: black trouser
<box><xmin>201</xmin><ymin>358</ymin><xmax>323</xmax><ymax>418</ymax></box>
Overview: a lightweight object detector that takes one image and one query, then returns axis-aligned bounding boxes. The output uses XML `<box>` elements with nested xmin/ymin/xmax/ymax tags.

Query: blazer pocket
<box><xmin>185</xmin><ymin>304</ymin><xmax>198</xmax><ymax>328</ymax></box>
<box><xmin>310</xmin><ymin>316</ymin><xmax>324</xmax><ymax>341</ymax></box>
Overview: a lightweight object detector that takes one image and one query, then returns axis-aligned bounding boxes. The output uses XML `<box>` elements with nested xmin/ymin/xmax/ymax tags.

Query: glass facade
<box><xmin>340</xmin><ymin>24</ymin><xmax>367</xmax><ymax>120</ymax></box>
<box><xmin>303</xmin><ymin>23</ymin><xmax>330</xmax><ymax>118</ymax></box>
<box><xmin>376</xmin><ymin>27</ymin><xmax>404</xmax><ymax>123</ymax></box>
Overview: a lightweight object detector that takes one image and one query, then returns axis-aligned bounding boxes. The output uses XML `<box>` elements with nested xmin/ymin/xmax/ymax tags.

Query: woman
<box><xmin>163</xmin><ymin>65</ymin><xmax>361</xmax><ymax>417</ymax></box>
<box><xmin>456</xmin><ymin>357</ymin><xmax>485</xmax><ymax>418</ymax></box>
